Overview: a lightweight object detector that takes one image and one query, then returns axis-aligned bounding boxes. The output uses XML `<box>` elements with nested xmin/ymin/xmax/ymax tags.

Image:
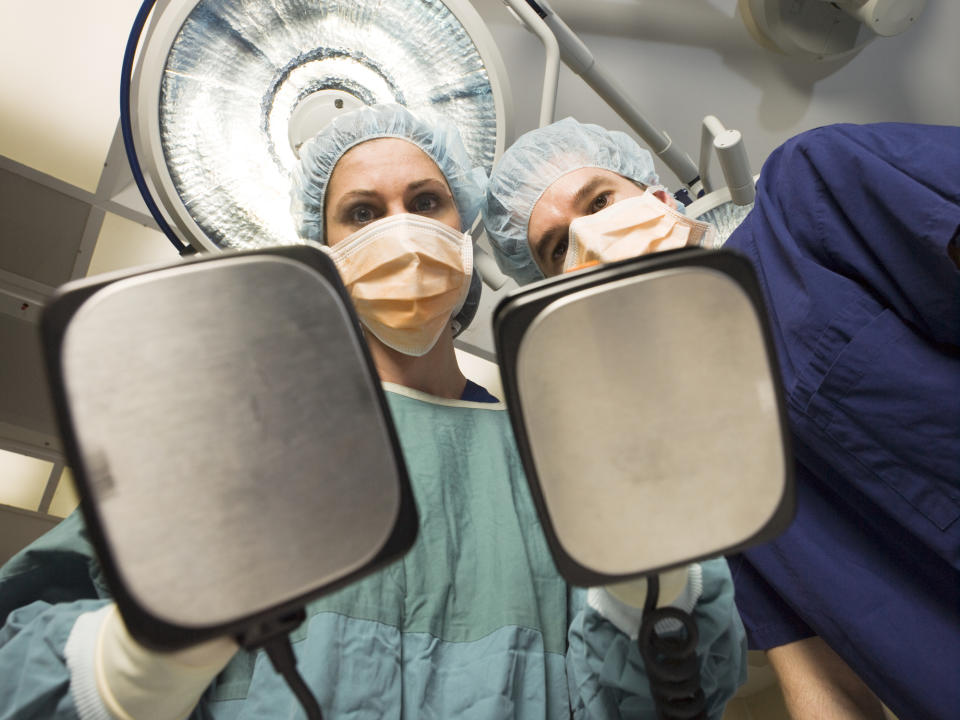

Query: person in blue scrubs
<box><xmin>721</xmin><ymin>122</ymin><xmax>960</xmax><ymax>720</ymax></box>
<box><xmin>0</xmin><ymin>104</ymin><xmax>746</xmax><ymax>719</ymax></box>
<box><xmin>483</xmin><ymin>118</ymin><xmax>960</xmax><ymax>720</ymax></box>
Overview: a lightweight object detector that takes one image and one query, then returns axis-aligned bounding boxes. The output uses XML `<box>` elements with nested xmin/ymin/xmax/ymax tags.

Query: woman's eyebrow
<box><xmin>332</xmin><ymin>188</ymin><xmax>379</xmax><ymax>211</ymax></box>
<box><xmin>337</xmin><ymin>189</ymin><xmax>378</xmax><ymax>201</ymax></box>
<box><xmin>406</xmin><ymin>178</ymin><xmax>449</xmax><ymax>192</ymax></box>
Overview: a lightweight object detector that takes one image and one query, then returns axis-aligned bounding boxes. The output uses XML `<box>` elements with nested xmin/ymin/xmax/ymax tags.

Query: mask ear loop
<box><xmin>449</xmin><ymin>233</ymin><xmax>478</xmax><ymax>337</ymax></box>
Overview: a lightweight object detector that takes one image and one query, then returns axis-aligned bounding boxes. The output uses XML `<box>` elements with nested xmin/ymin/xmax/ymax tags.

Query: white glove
<box><xmin>588</xmin><ymin>564</ymin><xmax>703</xmax><ymax>640</ymax></box>
<box><xmin>93</xmin><ymin>604</ymin><xmax>237</xmax><ymax>720</ymax></box>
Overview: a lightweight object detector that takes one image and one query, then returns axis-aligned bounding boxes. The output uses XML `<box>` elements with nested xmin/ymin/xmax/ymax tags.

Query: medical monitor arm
<box><xmin>502</xmin><ymin>0</ymin><xmax>703</xmax><ymax>197</ymax></box>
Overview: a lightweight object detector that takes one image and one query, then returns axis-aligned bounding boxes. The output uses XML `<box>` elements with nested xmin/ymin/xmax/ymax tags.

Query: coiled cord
<box><xmin>638</xmin><ymin>575</ymin><xmax>707</xmax><ymax>720</ymax></box>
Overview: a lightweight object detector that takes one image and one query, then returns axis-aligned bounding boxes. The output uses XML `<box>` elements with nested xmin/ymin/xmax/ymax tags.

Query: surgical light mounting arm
<box><xmin>698</xmin><ymin>115</ymin><xmax>755</xmax><ymax>206</ymax></box>
<box><xmin>503</xmin><ymin>0</ymin><xmax>703</xmax><ymax>197</ymax></box>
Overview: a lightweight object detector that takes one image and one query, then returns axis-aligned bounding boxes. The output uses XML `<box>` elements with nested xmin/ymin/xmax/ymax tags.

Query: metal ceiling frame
<box><xmin>0</xmin><ymin>122</ymin><xmax>154</xmax><ymax>527</ymax></box>
<box><xmin>0</xmin><ymin>121</ymin><xmax>158</xmax><ymax>455</ymax></box>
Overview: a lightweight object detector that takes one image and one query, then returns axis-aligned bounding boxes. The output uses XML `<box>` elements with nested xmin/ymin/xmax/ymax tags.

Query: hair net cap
<box><xmin>292</xmin><ymin>103</ymin><xmax>487</xmax><ymax>244</ymax></box>
<box><xmin>483</xmin><ymin>117</ymin><xmax>659</xmax><ymax>284</ymax></box>
<box><xmin>291</xmin><ymin>103</ymin><xmax>486</xmax><ymax>336</ymax></box>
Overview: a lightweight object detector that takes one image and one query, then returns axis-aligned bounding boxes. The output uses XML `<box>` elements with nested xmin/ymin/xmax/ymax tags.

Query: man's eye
<box><xmin>412</xmin><ymin>194</ymin><xmax>439</xmax><ymax>213</ymax></box>
<box><xmin>349</xmin><ymin>205</ymin><xmax>375</xmax><ymax>224</ymax></box>
<box><xmin>551</xmin><ymin>238</ymin><xmax>568</xmax><ymax>262</ymax></box>
<box><xmin>590</xmin><ymin>192</ymin><xmax>612</xmax><ymax>213</ymax></box>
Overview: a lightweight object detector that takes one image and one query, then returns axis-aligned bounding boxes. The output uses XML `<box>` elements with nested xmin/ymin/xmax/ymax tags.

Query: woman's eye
<box><xmin>349</xmin><ymin>205</ymin><xmax>375</xmax><ymax>224</ymax></box>
<box><xmin>412</xmin><ymin>194</ymin><xmax>440</xmax><ymax>213</ymax></box>
<box><xmin>551</xmin><ymin>238</ymin><xmax>568</xmax><ymax>262</ymax></box>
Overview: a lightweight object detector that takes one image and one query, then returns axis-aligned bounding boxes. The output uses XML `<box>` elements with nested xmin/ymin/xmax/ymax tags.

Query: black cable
<box><xmin>638</xmin><ymin>573</ymin><xmax>707</xmax><ymax>720</ymax></box>
<box><xmin>644</xmin><ymin>573</ymin><xmax>660</xmax><ymax>615</ymax></box>
<box><xmin>263</xmin><ymin>635</ymin><xmax>325</xmax><ymax>720</ymax></box>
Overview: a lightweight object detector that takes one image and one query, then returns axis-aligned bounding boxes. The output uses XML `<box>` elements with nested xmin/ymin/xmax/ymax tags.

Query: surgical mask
<box><xmin>325</xmin><ymin>214</ymin><xmax>473</xmax><ymax>356</ymax></box>
<box><xmin>564</xmin><ymin>189</ymin><xmax>716</xmax><ymax>272</ymax></box>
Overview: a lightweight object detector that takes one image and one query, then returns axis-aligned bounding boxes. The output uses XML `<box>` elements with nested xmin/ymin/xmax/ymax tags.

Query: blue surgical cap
<box><xmin>483</xmin><ymin>117</ymin><xmax>659</xmax><ymax>284</ymax></box>
<box><xmin>292</xmin><ymin>103</ymin><xmax>487</xmax><ymax>243</ymax></box>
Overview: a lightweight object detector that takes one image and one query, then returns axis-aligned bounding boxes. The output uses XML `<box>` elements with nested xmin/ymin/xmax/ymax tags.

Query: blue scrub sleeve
<box><xmin>754</xmin><ymin>122</ymin><xmax>960</xmax><ymax>346</ymax></box>
<box><xmin>725</xmin><ymin>553</ymin><xmax>814</xmax><ymax>650</ymax></box>
<box><xmin>566</xmin><ymin>558</ymin><xmax>746</xmax><ymax>719</ymax></box>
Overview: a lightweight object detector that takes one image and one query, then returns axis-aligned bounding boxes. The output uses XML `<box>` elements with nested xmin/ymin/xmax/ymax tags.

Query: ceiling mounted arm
<box><xmin>699</xmin><ymin>115</ymin><xmax>755</xmax><ymax>206</ymax></box>
<box><xmin>502</xmin><ymin>0</ymin><xmax>559</xmax><ymax>128</ymax></box>
<box><xmin>503</xmin><ymin>0</ymin><xmax>702</xmax><ymax>195</ymax></box>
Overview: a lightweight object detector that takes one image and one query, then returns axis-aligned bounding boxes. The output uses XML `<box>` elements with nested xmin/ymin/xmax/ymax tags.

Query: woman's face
<box><xmin>324</xmin><ymin>138</ymin><xmax>461</xmax><ymax>247</ymax></box>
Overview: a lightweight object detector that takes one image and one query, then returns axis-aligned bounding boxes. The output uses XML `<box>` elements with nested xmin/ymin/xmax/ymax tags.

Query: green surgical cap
<box><xmin>483</xmin><ymin>117</ymin><xmax>658</xmax><ymax>284</ymax></box>
<box><xmin>292</xmin><ymin>103</ymin><xmax>487</xmax><ymax>244</ymax></box>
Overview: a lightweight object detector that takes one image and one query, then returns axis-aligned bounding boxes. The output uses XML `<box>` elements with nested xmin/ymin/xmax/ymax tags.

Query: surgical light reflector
<box><xmin>129</xmin><ymin>0</ymin><xmax>509</xmax><ymax>253</ymax></box>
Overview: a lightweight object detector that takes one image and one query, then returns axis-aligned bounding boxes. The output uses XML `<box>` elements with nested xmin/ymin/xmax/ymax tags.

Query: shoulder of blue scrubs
<box><xmin>460</xmin><ymin>379</ymin><xmax>500</xmax><ymax>403</ymax></box>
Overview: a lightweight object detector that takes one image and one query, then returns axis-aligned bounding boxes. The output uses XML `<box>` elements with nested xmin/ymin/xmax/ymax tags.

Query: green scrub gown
<box><xmin>0</xmin><ymin>385</ymin><xmax>745</xmax><ymax>719</ymax></box>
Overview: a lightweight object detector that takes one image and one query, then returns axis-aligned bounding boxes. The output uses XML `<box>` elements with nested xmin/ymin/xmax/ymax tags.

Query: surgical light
<box><xmin>740</xmin><ymin>0</ymin><xmax>927</xmax><ymax>59</ymax></box>
<box><xmin>124</xmin><ymin>0</ymin><xmax>511</xmax><ymax>255</ymax></box>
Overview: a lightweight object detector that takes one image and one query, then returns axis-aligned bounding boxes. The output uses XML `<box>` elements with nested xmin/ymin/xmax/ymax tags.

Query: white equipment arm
<box><xmin>502</xmin><ymin>0</ymin><xmax>702</xmax><ymax>195</ymax></box>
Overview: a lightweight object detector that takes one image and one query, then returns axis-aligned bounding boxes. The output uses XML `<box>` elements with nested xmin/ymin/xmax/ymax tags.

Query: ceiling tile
<box><xmin>0</xmin><ymin>2</ymin><xmax>140</xmax><ymax>191</ymax></box>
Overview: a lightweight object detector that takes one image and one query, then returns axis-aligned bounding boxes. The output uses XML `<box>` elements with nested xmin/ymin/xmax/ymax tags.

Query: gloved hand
<box><xmin>588</xmin><ymin>564</ymin><xmax>703</xmax><ymax>640</ymax></box>
<box><xmin>95</xmin><ymin>604</ymin><xmax>238</xmax><ymax>720</ymax></box>
<box><xmin>606</xmin><ymin>565</ymin><xmax>690</xmax><ymax>608</ymax></box>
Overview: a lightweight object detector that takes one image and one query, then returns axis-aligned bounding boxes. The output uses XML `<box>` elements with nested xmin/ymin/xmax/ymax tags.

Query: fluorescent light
<box><xmin>0</xmin><ymin>448</ymin><xmax>53</xmax><ymax>512</ymax></box>
<box><xmin>48</xmin><ymin>467</ymin><xmax>81</xmax><ymax>518</ymax></box>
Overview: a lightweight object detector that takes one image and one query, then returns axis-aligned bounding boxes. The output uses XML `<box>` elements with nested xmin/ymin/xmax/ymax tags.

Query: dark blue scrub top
<box><xmin>722</xmin><ymin>122</ymin><xmax>960</xmax><ymax>720</ymax></box>
<box><xmin>460</xmin><ymin>379</ymin><xmax>499</xmax><ymax>404</ymax></box>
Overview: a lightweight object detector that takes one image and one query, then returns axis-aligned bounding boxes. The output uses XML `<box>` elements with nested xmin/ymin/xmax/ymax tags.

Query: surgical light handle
<box><xmin>699</xmin><ymin>116</ymin><xmax>755</xmax><ymax>206</ymax></box>
<box><xmin>503</xmin><ymin>0</ymin><xmax>702</xmax><ymax>196</ymax></box>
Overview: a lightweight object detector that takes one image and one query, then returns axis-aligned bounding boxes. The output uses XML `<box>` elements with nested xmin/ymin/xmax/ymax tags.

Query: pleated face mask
<box><xmin>564</xmin><ymin>190</ymin><xmax>716</xmax><ymax>272</ymax></box>
<box><xmin>326</xmin><ymin>214</ymin><xmax>473</xmax><ymax>356</ymax></box>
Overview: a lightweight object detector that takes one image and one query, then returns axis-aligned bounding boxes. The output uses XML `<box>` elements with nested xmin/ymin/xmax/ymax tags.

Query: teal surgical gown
<box><xmin>0</xmin><ymin>384</ymin><xmax>745</xmax><ymax>719</ymax></box>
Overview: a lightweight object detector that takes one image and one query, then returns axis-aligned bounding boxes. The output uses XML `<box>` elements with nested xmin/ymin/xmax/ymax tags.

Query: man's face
<box><xmin>527</xmin><ymin>167</ymin><xmax>675</xmax><ymax>277</ymax></box>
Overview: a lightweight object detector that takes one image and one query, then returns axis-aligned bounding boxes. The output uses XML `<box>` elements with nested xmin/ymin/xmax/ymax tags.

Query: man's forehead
<box><xmin>544</xmin><ymin>167</ymin><xmax>627</xmax><ymax>202</ymax></box>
